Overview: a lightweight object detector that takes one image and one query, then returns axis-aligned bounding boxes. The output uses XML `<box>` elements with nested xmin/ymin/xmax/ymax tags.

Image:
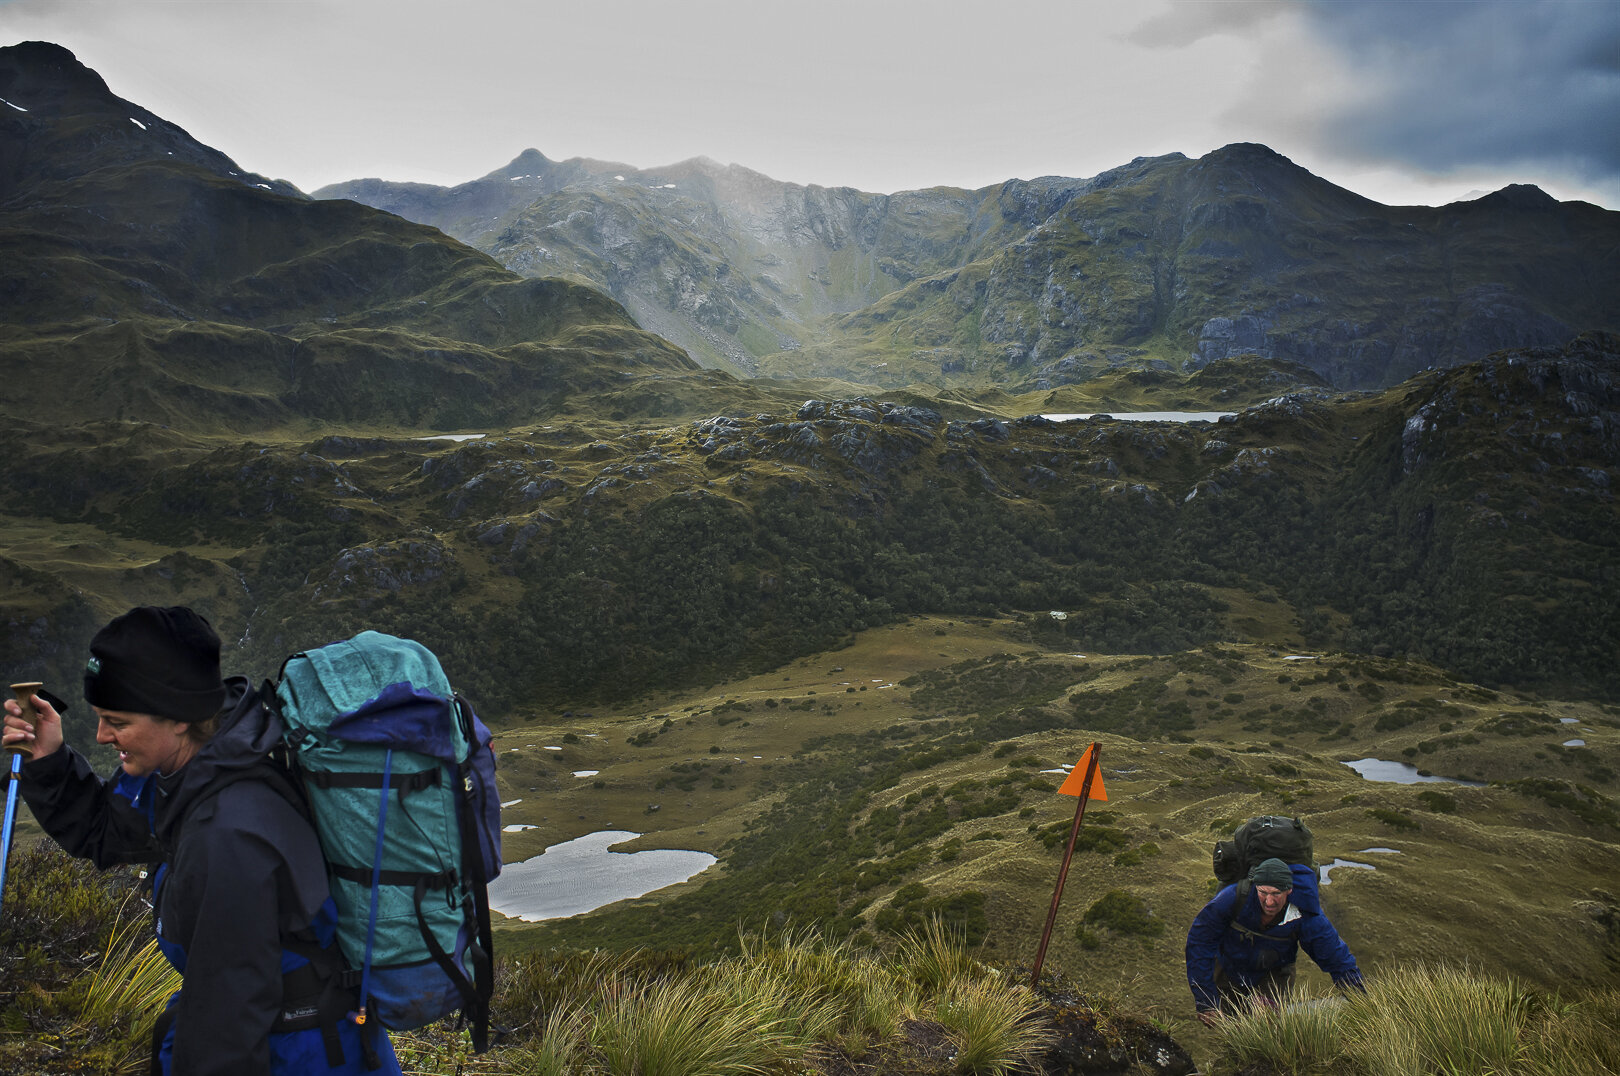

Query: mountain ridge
<box><xmin>319</xmin><ymin>141</ymin><xmax>1617</xmax><ymax>391</ymax></box>
<box><xmin>0</xmin><ymin>39</ymin><xmax>302</xmax><ymax>202</ymax></box>
<box><xmin>0</xmin><ymin>41</ymin><xmax>704</xmax><ymax>434</ymax></box>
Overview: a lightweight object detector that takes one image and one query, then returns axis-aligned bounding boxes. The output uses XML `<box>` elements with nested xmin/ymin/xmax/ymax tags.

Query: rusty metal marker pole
<box><xmin>0</xmin><ymin>683</ymin><xmax>41</xmax><ymax>916</ymax></box>
<box><xmin>1031</xmin><ymin>742</ymin><xmax>1103</xmax><ymax>987</ymax></box>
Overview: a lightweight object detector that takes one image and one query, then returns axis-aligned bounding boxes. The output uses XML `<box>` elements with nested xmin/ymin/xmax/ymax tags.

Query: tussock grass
<box><xmin>1210</xmin><ymin>987</ymin><xmax>1346</xmax><ymax>1075</ymax></box>
<box><xmin>0</xmin><ymin>844</ymin><xmax>160</xmax><ymax>1075</ymax></box>
<box><xmin>934</xmin><ymin>975</ymin><xmax>1051</xmax><ymax>1075</ymax></box>
<box><xmin>588</xmin><ymin>971</ymin><xmax>808</xmax><ymax>1076</ymax></box>
<box><xmin>896</xmin><ymin>916</ymin><xmax>986</xmax><ymax>991</ymax></box>
<box><xmin>1340</xmin><ymin>963</ymin><xmax>1528</xmax><ymax>1075</ymax></box>
<box><xmin>68</xmin><ymin>920</ymin><xmax>181</xmax><ymax>1032</ymax></box>
<box><xmin>1522</xmin><ymin>989</ymin><xmax>1620</xmax><ymax>1076</ymax></box>
<box><xmin>504</xmin><ymin>1006</ymin><xmax>587</xmax><ymax>1076</ymax></box>
<box><xmin>1208</xmin><ymin>964</ymin><xmax>1620</xmax><ymax>1076</ymax></box>
<box><xmin>471</xmin><ymin>917</ymin><xmax>1053</xmax><ymax>1074</ymax></box>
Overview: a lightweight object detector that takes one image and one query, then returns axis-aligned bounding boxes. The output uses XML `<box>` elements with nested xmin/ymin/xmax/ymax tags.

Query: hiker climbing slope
<box><xmin>2</xmin><ymin>606</ymin><xmax>400</xmax><ymax>1076</ymax></box>
<box><xmin>1185</xmin><ymin>857</ymin><xmax>1364</xmax><ymax>1025</ymax></box>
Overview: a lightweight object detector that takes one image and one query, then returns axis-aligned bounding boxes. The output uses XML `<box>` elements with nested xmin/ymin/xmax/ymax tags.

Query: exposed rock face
<box><xmin>1194</xmin><ymin>315</ymin><xmax>1273</xmax><ymax>364</ymax></box>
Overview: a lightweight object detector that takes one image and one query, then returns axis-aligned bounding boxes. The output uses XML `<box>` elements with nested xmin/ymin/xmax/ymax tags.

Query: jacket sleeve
<box><xmin>1296</xmin><ymin>912</ymin><xmax>1364</xmax><ymax>990</ymax></box>
<box><xmin>1185</xmin><ymin>886</ymin><xmax>1239</xmax><ymax>1012</ymax></box>
<box><xmin>17</xmin><ymin>745</ymin><xmax>160</xmax><ymax>868</ymax></box>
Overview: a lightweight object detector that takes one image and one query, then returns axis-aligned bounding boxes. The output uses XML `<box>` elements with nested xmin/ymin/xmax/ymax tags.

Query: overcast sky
<box><xmin>2</xmin><ymin>0</ymin><xmax>1616</xmax><ymax>208</ymax></box>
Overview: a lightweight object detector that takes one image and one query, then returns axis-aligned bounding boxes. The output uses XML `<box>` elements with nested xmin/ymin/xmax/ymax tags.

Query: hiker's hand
<box><xmin>4</xmin><ymin>691</ymin><xmax>63</xmax><ymax>761</ymax></box>
<box><xmin>1197</xmin><ymin>1009</ymin><xmax>1222</xmax><ymax>1028</ymax></box>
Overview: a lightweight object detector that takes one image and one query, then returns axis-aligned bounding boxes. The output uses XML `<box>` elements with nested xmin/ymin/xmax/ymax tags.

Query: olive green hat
<box><xmin>1248</xmin><ymin>857</ymin><xmax>1295</xmax><ymax>890</ymax></box>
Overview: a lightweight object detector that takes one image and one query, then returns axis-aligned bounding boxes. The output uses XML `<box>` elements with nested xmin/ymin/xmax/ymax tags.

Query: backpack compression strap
<box><xmin>401</xmin><ymin>727</ymin><xmax>495</xmax><ymax>1052</ymax></box>
<box><xmin>454</xmin><ymin>695</ymin><xmax>497</xmax><ymax>1051</ymax></box>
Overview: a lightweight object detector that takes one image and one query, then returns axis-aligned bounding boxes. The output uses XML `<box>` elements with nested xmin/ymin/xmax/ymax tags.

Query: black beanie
<box><xmin>83</xmin><ymin>606</ymin><xmax>226</xmax><ymax>724</ymax></box>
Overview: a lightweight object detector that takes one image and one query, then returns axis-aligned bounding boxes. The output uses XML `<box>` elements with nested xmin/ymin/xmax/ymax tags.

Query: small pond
<box><xmin>1319</xmin><ymin>848</ymin><xmax>1399</xmax><ymax>885</ymax></box>
<box><xmin>488</xmin><ymin>830</ymin><xmax>717</xmax><ymax>922</ymax></box>
<box><xmin>1343</xmin><ymin>758</ymin><xmax>1484</xmax><ymax>786</ymax></box>
<box><xmin>1043</xmin><ymin>411</ymin><xmax>1234</xmax><ymax>423</ymax></box>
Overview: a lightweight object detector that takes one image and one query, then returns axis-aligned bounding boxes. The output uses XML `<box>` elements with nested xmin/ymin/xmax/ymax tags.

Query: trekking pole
<box><xmin>0</xmin><ymin>683</ymin><xmax>41</xmax><ymax>916</ymax></box>
<box><xmin>1030</xmin><ymin>742</ymin><xmax>1102</xmax><ymax>987</ymax></box>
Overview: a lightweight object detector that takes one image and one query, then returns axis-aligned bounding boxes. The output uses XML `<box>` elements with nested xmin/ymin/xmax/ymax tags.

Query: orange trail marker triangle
<box><xmin>1057</xmin><ymin>745</ymin><xmax>1107</xmax><ymax>800</ymax></box>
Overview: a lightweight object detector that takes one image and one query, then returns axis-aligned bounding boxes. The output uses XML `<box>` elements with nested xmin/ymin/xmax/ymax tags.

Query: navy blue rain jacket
<box><xmin>1184</xmin><ymin>863</ymin><xmax>1363</xmax><ymax>1012</ymax></box>
<box><xmin>20</xmin><ymin>677</ymin><xmax>400</xmax><ymax>1076</ymax></box>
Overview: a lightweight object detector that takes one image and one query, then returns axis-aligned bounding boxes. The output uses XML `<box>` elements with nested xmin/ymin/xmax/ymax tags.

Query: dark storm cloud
<box><xmin>1130</xmin><ymin>0</ymin><xmax>1620</xmax><ymax>194</ymax></box>
<box><xmin>1301</xmin><ymin>0</ymin><xmax>1620</xmax><ymax>182</ymax></box>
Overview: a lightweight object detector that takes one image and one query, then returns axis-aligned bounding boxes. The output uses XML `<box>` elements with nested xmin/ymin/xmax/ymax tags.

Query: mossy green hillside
<box><xmin>5</xmin><ymin>335</ymin><xmax>1620</xmax><ymax>759</ymax></box>
<box><xmin>0</xmin><ymin>44</ymin><xmax>704</xmax><ymax>435</ymax></box>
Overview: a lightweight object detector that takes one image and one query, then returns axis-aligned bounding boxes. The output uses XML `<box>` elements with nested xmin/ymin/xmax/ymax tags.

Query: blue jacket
<box><xmin>1185</xmin><ymin>864</ymin><xmax>1363</xmax><ymax>1012</ymax></box>
<box><xmin>21</xmin><ymin>678</ymin><xmax>400</xmax><ymax>1076</ymax></box>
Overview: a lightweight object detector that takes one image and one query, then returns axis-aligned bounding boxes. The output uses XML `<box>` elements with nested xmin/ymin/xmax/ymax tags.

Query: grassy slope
<box><xmin>489</xmin><ymin>614</ymin><xmax>1619</xmax><ymax>1055</ymax></box>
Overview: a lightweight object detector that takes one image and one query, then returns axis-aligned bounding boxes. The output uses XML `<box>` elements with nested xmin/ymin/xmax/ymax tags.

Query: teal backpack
<box><xmin>267</xmin><ymin>631</ymin><xmax>502</xmax><ymax>1051</ymax></box>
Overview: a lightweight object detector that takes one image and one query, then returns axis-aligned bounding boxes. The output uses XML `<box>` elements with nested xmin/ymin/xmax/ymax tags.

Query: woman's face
<box><xmin>93</xmin><ymin>707</ymin><xmax>197</xmax><ymax>776</ymax></box>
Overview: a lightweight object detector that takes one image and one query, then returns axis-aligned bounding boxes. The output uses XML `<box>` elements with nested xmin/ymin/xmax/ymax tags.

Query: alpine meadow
<box><xmin>1</xmin><ymin>39</ymin><xmax>1618</xmax><ymax>1076</ymax></box>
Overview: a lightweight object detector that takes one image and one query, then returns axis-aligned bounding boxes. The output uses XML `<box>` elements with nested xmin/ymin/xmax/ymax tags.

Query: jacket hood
<box><xmin>153</xmin><ymin>676</ymin><xmax>282</xmax><ymax>845</ymax></box>
<box><xmin>1288</xmin><ymin>861</ymin><xmax>1322</xmax><ymax>915</ymax></box>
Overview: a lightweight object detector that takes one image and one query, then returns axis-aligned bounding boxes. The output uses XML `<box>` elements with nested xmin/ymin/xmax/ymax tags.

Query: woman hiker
<box><xmin>3</xmin><ymin>605</ymin><xmax>400</xmax><ymax>1075</ymax></box>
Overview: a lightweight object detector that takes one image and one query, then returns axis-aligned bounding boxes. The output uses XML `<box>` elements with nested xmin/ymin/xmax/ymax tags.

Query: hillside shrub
<box><xmin>1081</xmin><ymin>890</ymin><xmax>1166</xmax><ymax>941</ymax></box>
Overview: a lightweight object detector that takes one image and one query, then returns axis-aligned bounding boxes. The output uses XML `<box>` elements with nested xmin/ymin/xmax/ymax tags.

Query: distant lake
<box><xmin>488</xmin><ymin>830</ymin><xmax>716</xmax><ymax>922</ymax></box>
<box><xmin>1043</xmin><ymin>412</ymin><xmax>1234</xmax><ymax>423</ymax></box>
<box><xmin>1344</xmin><ymin>758</ymin><xmax>1484</xmax><ymax>786</ymax></box>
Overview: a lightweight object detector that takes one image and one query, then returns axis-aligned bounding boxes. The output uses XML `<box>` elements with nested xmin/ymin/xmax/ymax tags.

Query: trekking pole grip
<box><xmin>7</xmin><ymin>684</ymin><xmax>41</xmax><ymax>757</ymax></box>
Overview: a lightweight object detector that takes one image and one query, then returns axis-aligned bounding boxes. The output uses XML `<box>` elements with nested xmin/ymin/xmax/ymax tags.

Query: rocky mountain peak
<box><xmin>505</xmin><ymin>147</ymin><xmax>553</xmax><ymax>170</ymax></box>
<box><xmin>0</xmin><ymin>40</ymin><xmax>112</xmax><ymax>101</ymax></box>
<box><xmin>1474</xmin><ymin>183</ymin><xmax>1559</xmax><ymax>211</ymax></box>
